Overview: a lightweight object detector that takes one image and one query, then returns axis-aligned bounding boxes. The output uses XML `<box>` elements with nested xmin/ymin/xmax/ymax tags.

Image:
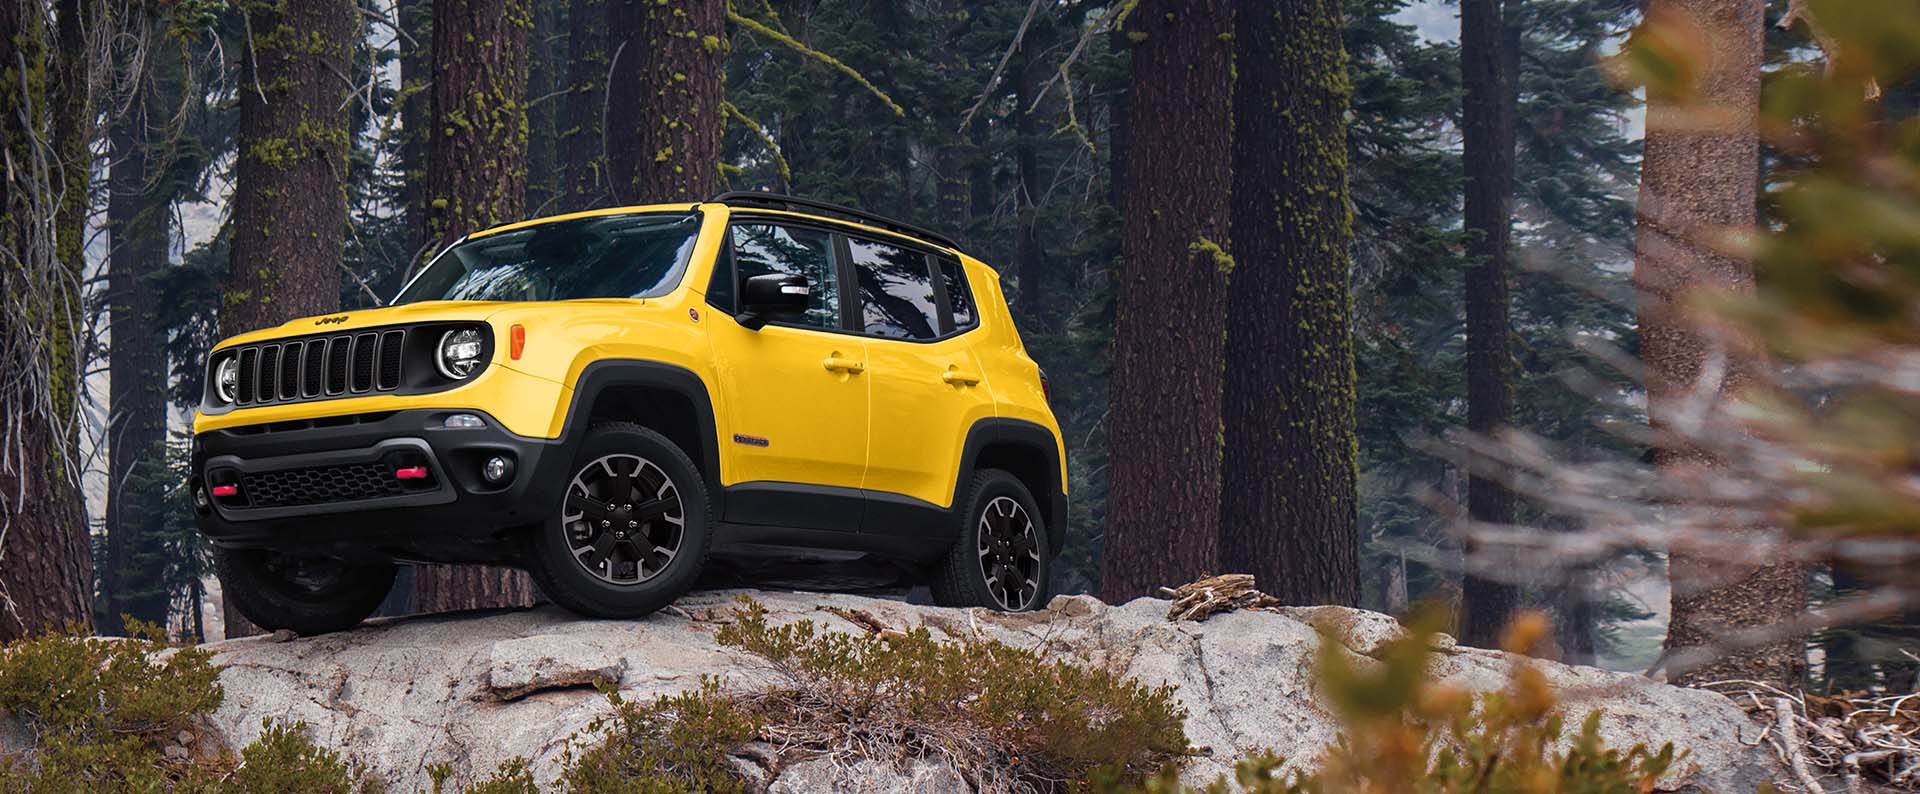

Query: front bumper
<box><xmin>191</xmin><ymin>408</ymin><xmax>573</xmax><ymax>564</ymax></box>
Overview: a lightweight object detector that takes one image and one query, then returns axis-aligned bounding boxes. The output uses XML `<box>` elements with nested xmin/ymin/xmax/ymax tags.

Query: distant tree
<box><xmin>1100</xmin><ymin>0</ymin><xmax>1234</xmax><ymax>602</ymax></box>
<box><xmin>219</xmin><ymin>0</ymin><xmax>357</xmax><ymax>637</ymax></box>
<box><xmin>102</xmin><ymin>19</ymin><xmax>185</xmax><ymax>634</ymax></box>
<box><xmin>560</xmin><ymin>0</ymin><xmax>608</xmax><ymax>212</ymax></box>
<box><xmin>414</xmin><ymin>0</ymin><xmax>539</xmax><ymax>614</ymax></box>
<box><xmin>0</xmin><ymin>0</ymin><xmax>101</xmax><ymax>640</ymax></box>
<box><xmin>1634</xmin><ymin>0</ymin><xmax>1804</xmax><ymax>687</ymax></box>
<box><xmin>605</xmin><ymin>0</ymin><xmax>727</xmax><ymax>202</ymax></box>
<box><xmin>397</xmin><ymin>0</ymin><xmax>432</xmax><ymax>269</ymax></box>
<box><xmin>1220</xmin><ymin>0</ymin><xmax>1361</xmax><ymax>607</ymax></box>
<box><xmin>1457</xmin><ymin>0</ymin><xmax>1522</xmax><ymax>647</ymax></box>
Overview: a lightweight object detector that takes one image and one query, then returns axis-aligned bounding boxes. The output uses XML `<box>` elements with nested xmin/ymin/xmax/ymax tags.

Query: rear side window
<box><xmin>849</xmin><ymin>236</ymin><xmax>940</xmax><ymax>340</ymax></box>
<box><xmin>938</xmin><ymin>257</ymin><xmax>975</xmax><ymax>330</ymax></box>
<box><xmin>731</xmin><ymin>223</ymin><xmax>841</xmax><ymax>329</ymax></box>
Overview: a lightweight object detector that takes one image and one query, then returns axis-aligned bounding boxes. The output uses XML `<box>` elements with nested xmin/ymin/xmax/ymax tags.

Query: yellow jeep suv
<box><xmin>192</xmin><ymin>193</ymin><xmax>1065</xmax><ymax>634</ymax></box>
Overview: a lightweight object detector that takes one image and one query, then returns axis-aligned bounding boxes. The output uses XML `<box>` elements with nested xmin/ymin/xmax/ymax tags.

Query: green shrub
<box><xmin>227</xmin><ymin>720</ymin><xmax>382</xmax><ymax>794</ymax></box>
<box><xmin>555</xmin><ymin>678</ymin><xmax>760</xmax><ymax>794</ymax></box>
<box><xmin>713</xmin><ymin>596</ymin><xmax>1191</xmax><ymax>788</ymax></box>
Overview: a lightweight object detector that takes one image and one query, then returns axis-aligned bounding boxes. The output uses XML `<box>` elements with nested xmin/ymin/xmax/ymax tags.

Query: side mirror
<box><xmin>736</xmin><ymin>273</ymin><xmax>810</xmax><ymax>330</ymax></box>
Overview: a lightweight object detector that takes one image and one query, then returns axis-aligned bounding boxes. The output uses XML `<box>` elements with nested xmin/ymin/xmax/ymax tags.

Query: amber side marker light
<box><xmin>510</xmin><ymin>324</ymin><xmax>526</xmax><ymax>360</ymax></box>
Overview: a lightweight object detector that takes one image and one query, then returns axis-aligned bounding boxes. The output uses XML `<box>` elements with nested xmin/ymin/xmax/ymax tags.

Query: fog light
<box><xmin>482</xmin><ymin>455</ymin><xmax>514</xmax><ymax>485</ymax></box>
<box><xmin>443</xmin><ymin>413</ymin><xmax>486</xmax><ymax>429</ymax></box>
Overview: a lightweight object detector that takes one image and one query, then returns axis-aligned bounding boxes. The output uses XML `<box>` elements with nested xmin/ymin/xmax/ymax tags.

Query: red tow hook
<box><xmin>394</xmin><ymin>466</ymin><xmax>430</xmax><ymax>480</ymax></box>
<box><xmin>210</xmin><ymin>484</ymin><xmax>239</xmax><ymax>497</ymax></box>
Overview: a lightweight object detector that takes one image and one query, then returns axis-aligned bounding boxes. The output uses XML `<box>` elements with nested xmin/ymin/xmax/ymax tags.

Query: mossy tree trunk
<box><xmin>560</xmin><ymin>0</ymin><xmax>609</xmax><ymax>212</ymax></box>
<box><xmin>221</xmin><ymin>0</ymin><xmax>357</xmax><ymax>637</ymax></box>
<box><xmin>1099</xmin><ymin>0</ymin><xmax>1233</xmax><ymax>603</ymax></box>
<box><xmin>412</xmin><ymin>0</ymin><xmax>539</xmax><ymax>615</ymax></box>
<box><xmin>605</xmin><ymin>0</ymin><xmax>728</xmax><ymax>203</ymax></box>
<box><xmin>1219</xmin><ymin>0</ymin><xmax>1360</xmax><ymax>607</ymax></box>
<box><xmin>0</xmin><ymin>0</ymin><xmax>97</xmax><ymax>641</ymax></box>
<box><xmin>102</xmin><ymin>54</ymin><xmax>178</xmax><ymax>635</ymax></box>
<box><xmin>1635</xmin><ymin>0</ymin><xmax>1805</xmax><ymax>688</ymax></box>
<box><xmin>1457</xmin><ymin>0</ymin><xmax>1521</xmax><ymax>647</ymax></box>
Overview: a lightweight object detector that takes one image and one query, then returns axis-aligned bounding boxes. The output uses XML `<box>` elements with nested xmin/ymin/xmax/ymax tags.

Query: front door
<box><xmin>709</xmin><ymin>220</ymin><xmax>869</xmax><ymax>528</ymax></box>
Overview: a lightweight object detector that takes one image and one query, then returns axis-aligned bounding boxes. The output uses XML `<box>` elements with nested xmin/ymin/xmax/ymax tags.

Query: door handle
<box><xmin>822</xmin><ymin>356</ymin><xmax>866</xmax><ymax>374</ymax></box>
<box><xmin>942</xmin><ymin>368</ymin><xmax>982</xmax><ymax>386</ymax></box>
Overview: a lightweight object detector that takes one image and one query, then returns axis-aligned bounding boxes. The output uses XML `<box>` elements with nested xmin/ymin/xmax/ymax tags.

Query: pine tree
<box><xmin>605</xmin><ymin>0</ymin><xmax>728</xmax><ymax>202</ymax></box>
<box><xmin>1100</xmin><ymin>0</ymin><xmax>1234</xmax><ymax>602</ymax></box>
<box><xmin>1636</xmin><ymin>0</ymin><xmax>1805</xmax><ymax>687</ymax></box>
<box><xmin>1458</xmin><ymin>0</ymin><xmax>1522</xmax><ymax>647</ymax></box>
<box><xmin>1221</xmin><ymin>0</ymin><xmax>1361</xmax><ymax>607</ymax></box>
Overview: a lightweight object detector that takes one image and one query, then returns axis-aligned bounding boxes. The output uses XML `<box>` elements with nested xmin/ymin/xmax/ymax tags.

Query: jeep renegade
<box><xmin>191</xmin><ymin>193</ymin><xmax>1065</xmax><ymax>634</ymax></box>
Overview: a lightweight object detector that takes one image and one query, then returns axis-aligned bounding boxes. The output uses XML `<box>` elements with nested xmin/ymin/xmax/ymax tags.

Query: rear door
<box><xmin>850</xmin><ymin>235</ymin><xmax>995</xmax><ymax>530</ymax></box>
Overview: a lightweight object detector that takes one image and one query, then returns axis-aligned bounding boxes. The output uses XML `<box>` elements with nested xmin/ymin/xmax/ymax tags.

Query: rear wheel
<box><xmin>929</xmin><ymin>469</ymin><xmax>1050</xmax><ymax>611</ymax></box>
<box><xmin>525</xmin><ymin>422</ymin><xmax>711</xmax><ymax>618</ymax></box>
<box><xmin>212</xmin><ymin>547</ymin><xmax>395</xmax><ymax>636</ymax></box>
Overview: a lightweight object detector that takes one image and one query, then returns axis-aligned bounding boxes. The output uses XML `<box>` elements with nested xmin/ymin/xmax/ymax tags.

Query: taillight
<box><xmin>1038</xmin><ymin>368</ymin><xmax>1052</xmax><ymax>404</ymax></box>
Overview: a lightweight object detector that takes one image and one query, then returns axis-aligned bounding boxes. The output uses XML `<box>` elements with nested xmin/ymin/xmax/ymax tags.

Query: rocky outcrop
<box><xmin>199</xmin><ymin>590</ymin><xmax>1780</xmax><ymax>792</ymax></box>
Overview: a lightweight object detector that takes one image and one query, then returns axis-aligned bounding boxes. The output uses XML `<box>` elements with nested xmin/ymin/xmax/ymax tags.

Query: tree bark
<box><xmin>1220</xmin><ymin>0</ymin><xmax>1360</xmax><ymax>608</ymax></box>
<box><xmin>1099</xmin><ymin>0</ymin><xmax>1233</xmax><ymax>603</ymax></box>
<box><xmin>411</xmin><ymin>0</ymin><xmax>540</xmax><ymax>614</ymax></box>
<box><xmin>560</xmin><ymin>0</ymin><xmax>608</xmax><ymax>212</ymax></box>
<box><xmin>1457</xmin><ymin>0</ymin><xmax>1521</xmax><ymax>648</ymax></box>
<box><xmin>525</xmin><ymin>0</ymin><xmax>565</xmax><ymax>216</ymax></box>
<box><xmin>0</xmin><ymin>0</ymin><xmax>98</xmax><ymax>640</ymax></box>
<box><xmin>1635</xmin><ymin>0</ymin><xmax>1805</xmax><ymax>688</ymax></box>
<box><xmin>1011</xmin><ymin>19</ymin><xmax>1053</xmax><ymax>331</ymax></box>
<box><xmin>604</xmin><ymin>0</ymin><xmax>727</xmax><ymax>203</ymax></box>
<box><xmin>103</xmin><ymin>70</ymin><xmax>176</xmax><ymax>634</ymax></box>
<box><xmin>222</xmin><ymin>0</ymin><xmax>357</xmax><ymax>638</ymax></box>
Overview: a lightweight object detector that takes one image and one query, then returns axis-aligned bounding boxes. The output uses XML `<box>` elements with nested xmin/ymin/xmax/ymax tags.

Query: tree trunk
<box><xmin>1219</xmin><ymin>0</ymin><xmax>1360</xmax><ymax>607</ymax></box>
<box><xmin>1099</xmin><ymin>0</ymin><xmax>1233</xmax><ymax>603</ymax></box>
<box><xmin>604</xmin><ymin>0</ymin><xmax>727</xmax><ymax>203</ymax></box>
<box><xmin>525</xmin><ymin>0</ymin><xmax>565</xmax><ymax>216</ymax></box>
<box><xmin>397</xmin><ymin>0</ymin><xmax>433</xmax><ymax>280</ymax></box>
<box><xmin>560</xmin><ymin>0</ymin><xmax>608</xmax><ymax>212</ymax></box>
<box><xmin>1011</xmin><ymin>21</ymin><xmax>1052</xmax><ymax>331</ymax></box>
<box><xmin>222</xmin><ymin>0</ymin><xmax>358</xmax><ymax>638</ymax></box>
<box><xmin>0</xmin><ymin>0</ymin><xmax>98</xmax><ymax>640</ymax></box>
<box><xmin>103</xmin><ymin>79</ymin><xmax>176</xmax><ymax>635</ymax></box>
<box><xmin>425</xmin><ymin>0</ymin><xmax>532</xmax><ymax>253</ymax></box>
<box><xmin>1457</xmin><ymin>0</ymin><xmax>1521</xmax><ymax>648</ymax></box>
<box><xmin>1636</xmin><ymin>0</ymin><xmax>1804</xmax><ymax>688</ymax></box>
<box><xmin>412</xmin><ymin>0</ymin><xmax>540</xmax><ymax>615</ymax></box>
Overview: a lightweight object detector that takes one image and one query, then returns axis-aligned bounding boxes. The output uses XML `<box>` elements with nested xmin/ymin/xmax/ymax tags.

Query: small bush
<box><xmin>556</xmin><ymin>678</ymin><xmax>760</xmax><ymax>794</ymax></box>
<box><xmin>713</xmin><ymin>596</ymin><xmax>1191</xmax><ymax>789</ymax></box>
<box><xmin>227</xmin><ymin>720</ymin><xmax>382</xmax><ymax>794</ymax></box>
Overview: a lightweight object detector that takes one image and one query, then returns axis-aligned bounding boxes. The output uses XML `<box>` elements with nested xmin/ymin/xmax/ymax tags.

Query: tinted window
<box><xmin>938</xmin><ymin>257</ymin><xmax>975</xmax><ymax>329</ymax></box>
<box><xmin>731</xmin><ymin>223</ymin><xmax>840</xmax><ymax>329</ymax></box>
<box><xmin>394</xmin><ymin>213</ymin><xmax>700</xmax><ymax>304</ymax></box>
<box><xmin>850</xmin><ymin>237</ymin><xmax>939</xmax><ymax>340</ymax></box>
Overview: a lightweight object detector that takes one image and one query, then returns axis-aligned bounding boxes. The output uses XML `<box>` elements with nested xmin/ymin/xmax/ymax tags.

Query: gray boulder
<box><xmin>197</xmin><ymin>590</ymin><xmax>1779</xmax><ymax>793</ymax></box>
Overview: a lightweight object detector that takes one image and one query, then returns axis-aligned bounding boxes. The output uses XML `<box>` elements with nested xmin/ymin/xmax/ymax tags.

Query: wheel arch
<box><xmin>560</xmin><ymin>360</ymin><xmax>725</xmax><ymax>512</ymax></box>
<box><xmin>955</xmin><ymin>419</ymin><xmax>1066</xmax><ymax>556</ymax></box>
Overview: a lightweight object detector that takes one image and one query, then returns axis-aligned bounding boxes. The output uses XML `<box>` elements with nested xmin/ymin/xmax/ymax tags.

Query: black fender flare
<box><xmin>952</xmin><ymin>418</ymin><xmax>1067</xmax><ymax>556</ymax></box>
<box><xmin>552</xmin><ymin>359</ymin><xmax>726</xmax><ymax>512</ymax></box>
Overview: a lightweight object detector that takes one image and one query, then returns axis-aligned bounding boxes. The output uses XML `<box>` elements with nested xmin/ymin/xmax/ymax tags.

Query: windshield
<box><xmin>393</xmin><ymin>212</ymin><xmax>701</xmax><ymax>304</ymax></box>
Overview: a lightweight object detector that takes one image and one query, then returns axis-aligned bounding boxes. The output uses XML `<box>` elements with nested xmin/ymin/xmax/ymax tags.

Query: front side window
<box><xmin>731</xmin><ymin>222</ymin><xmax>841</xmax><ymax>329</ymax></box>
<box><xmin>394</xmin><ymin>212</ymin><xmax>701</xmax><ymax>304</ymax></box>
<box><xmin>849</xmin><ymin>237</ymin><xmax>940</xmax><ymax>340</ymax></box>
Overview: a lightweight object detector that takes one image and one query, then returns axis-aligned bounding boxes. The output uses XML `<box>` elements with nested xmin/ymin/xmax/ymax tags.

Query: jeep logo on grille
<box><xmin>314</xmin><ymin>315</ymin><xmax>350</xmax><ymax>326</ymax></box>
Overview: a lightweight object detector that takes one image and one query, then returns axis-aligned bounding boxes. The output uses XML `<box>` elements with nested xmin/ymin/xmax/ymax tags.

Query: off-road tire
<box><xmin>212</xmin><ymin>547</ymin><xmax>396</xmax><ymax>636</ymax></box>
<box><xmin>929</xmin><ymin>469</ymin><xmax>1051</xmax><ymax>611</ymax></box>
<box><xmin>525</xmin><ymin>421</ymin><xmax>711</xmax><ymax>618</ymax></box>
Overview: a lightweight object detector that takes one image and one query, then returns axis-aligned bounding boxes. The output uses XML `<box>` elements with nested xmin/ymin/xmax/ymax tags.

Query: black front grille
<box><xmin>241</xmin><ymin>463</ymin><xmax>409</xmax><ymax>508</ymax></box>
<box><xmin>224</xmin><ymin>328</ymin><xmax>408</xmax><ymax>407</ymax></box>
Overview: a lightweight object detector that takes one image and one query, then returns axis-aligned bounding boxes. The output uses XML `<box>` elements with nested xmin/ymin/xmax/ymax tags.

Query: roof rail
<box><xmin>707</xmin><ymin>191</ymin><xmax>961</xmax><ymax>252</ymax></box>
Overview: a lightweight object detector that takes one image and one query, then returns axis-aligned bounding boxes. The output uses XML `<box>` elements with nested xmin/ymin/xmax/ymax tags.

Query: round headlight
<box><xmin>436</xmin><ymin>329</ymin><xmax>486</xmax><ymax>380</ymax></box>
<box><xmin>214</xmin><ymin>357</ymin><xmax>239</xmax><ymax>403</ymax></box>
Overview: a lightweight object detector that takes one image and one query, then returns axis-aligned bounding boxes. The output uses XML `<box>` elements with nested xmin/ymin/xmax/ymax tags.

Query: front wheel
<box><xmin>929</xmin><ymin>469</ymin><xmax>1051</xmax><ymax>611</ymax></box>
<box><xmin>524</xmin><ymin>422</ymin><xmax>711</xmax><ymax>618</ymax></box>
<box><xmin>212</xmin><ymin>547</ymin><xmax>395</xmax><ymax>636</ymax></box>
